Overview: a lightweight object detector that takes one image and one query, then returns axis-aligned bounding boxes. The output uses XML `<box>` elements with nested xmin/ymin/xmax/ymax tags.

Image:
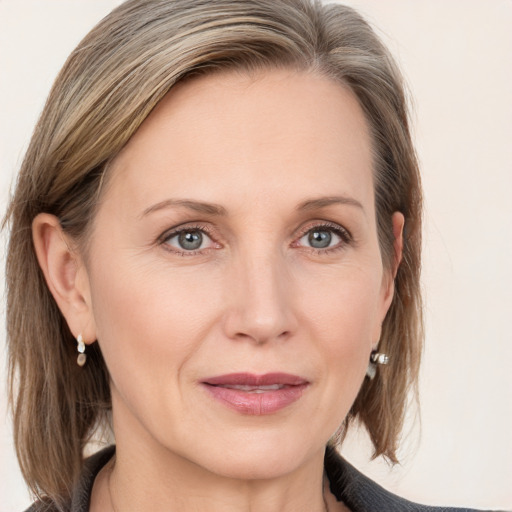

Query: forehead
<box><xmin>105</xmin><ymin>68</ymin><xmax>374</xmax><ymax>214</ymax></box>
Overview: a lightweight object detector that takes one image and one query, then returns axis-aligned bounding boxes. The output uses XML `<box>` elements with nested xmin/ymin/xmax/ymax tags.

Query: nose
<box><xmin>222</xmin><ymin>251</ymin><xmax>297</xmax><ymax>345</ymax></box>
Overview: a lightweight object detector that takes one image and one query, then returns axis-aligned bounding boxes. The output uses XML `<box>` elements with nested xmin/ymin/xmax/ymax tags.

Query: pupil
<box><xmin>178</xmin><ymin>230</ymin><xmax>203</xmax><ymax>250</ymax></box>
<box><xmin>308</xmin><ymin>230</ymin><xmax>331</xmax><ymax>249</ymax></box>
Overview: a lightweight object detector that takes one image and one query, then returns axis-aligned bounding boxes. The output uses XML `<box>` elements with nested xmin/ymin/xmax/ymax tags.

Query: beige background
<box><xmin>1</xmin><ymin>1</ymin><xmax>511</xmax><ymax>510</ymax></box>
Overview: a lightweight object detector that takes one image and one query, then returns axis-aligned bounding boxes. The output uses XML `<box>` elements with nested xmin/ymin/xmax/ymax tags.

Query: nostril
<box><xmin>234</xmin><ymin>329</ymin><xmax>291</xmax><ymax>345</ymax></box>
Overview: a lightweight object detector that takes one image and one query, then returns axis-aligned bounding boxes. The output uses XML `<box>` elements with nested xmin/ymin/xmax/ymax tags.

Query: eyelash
<box><xmin>158</xmin><ymin>221</ymin><xmax>353</xmax><ymax>256</ymax></box>
<box><xmin>159</xmin><ymin>223</ymin><xmax>218</xmax><ymax>256</ymax></box>
<box><xmin>293</xmin><ymin>222</ymin><xmax>353</xmax><ymax>254</ymax></box>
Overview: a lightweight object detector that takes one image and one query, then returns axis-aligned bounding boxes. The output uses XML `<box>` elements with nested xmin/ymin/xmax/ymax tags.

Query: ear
<box><xmin>32</xmin><ymin>213</ymin><xmax>96</xmax><ymax>344</ymax></box>
<box><xmin>390</xmin><ymin>211</ymin><xmax>404</xmax><ymax>279</ymax></box>
<box><xmin>372</xmin><ymin>212</ymin><xmax>404</xmax><ymax>343</ymax></box>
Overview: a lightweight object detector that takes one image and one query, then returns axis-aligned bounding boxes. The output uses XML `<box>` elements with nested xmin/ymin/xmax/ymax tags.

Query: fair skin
<box><xmin>33</xmin><ymin>69</ymin><xmax>403</xmax><ymax>512</ymax></box>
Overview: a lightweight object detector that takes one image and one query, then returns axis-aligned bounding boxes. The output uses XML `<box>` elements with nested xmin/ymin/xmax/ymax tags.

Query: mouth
<box><xmin>213</xmin><ymin>384</ymin><xmax>287</xmax><ymax>393</ymax></box>
<box><xmin>201</xmin><ymin>373</ymin><xmax>309</xmax><ymax>415</ymax></box>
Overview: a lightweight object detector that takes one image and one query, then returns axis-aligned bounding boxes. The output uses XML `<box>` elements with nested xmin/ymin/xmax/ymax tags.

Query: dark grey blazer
<box><xmin>25</xmin><ymin>445</ymin><xmax>493</xmax><ymax>511</ymax></box>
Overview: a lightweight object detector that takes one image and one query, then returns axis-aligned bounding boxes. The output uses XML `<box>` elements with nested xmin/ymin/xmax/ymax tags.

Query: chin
<box><xmin>184</xmin><ymin>429</ymin><xmax>325</xmax><ymax>481</ymax></box>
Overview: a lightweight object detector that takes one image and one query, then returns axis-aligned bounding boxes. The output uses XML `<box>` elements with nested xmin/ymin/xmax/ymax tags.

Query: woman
<box><xmin>3</xmin><ymin>0</ymin><xmax>486</xmax><ymax>511</ymax></box>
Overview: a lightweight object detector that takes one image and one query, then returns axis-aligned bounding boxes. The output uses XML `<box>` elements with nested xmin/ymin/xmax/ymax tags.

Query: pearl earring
<box><xmin>77</xmin><ymin>334</ymin><xmax>87</xmax><ymax>367</ymax></box>
<box><xmin>366</xmin><ymin>350</ymin><xmax>389</xmax><ymax>380</ymax></box>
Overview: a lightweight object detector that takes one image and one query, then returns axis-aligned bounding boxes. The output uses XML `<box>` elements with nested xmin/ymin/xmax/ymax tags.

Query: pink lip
<box><xmin>201</xmin><ymin>373</ymin><xmax>309</xmax><ymax>415</ymax></box>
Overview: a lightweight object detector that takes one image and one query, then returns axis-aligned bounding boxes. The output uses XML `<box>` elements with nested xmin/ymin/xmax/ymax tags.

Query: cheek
<box><xmin>88</xmin><ymin>255</ymin><xmax>221</xmax><ymax>397</ymax></box>
<box><xmin>296</xmin><ymin>265</ymin><xmax>383</xmax><ymax>407</ymax></box>
<box><xmin>298</xmin><ymin>262</ymin><xmax>384</xmax><ymax>346</ymax></box>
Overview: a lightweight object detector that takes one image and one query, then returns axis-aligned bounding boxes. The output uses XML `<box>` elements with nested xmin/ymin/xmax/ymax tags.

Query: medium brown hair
<box><xmin>4</xmin><ymin>0</ymin><xmax>422</xmax><ymax>506</ymax></box>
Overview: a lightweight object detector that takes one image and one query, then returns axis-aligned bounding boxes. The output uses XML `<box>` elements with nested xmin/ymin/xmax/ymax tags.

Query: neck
<box><xmin>106</xmin><ymin>443</ymin><xmax>329</xmax><ymax>512</ymax></box>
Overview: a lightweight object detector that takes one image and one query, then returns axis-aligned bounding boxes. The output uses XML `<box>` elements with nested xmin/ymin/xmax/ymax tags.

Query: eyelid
<box><xmin>292</xmin><ymin>221</ymin><xmax>353</xmax><ymax>250</ymax></box>
<box><xmin>158</xmin><ymin>222</ymin><xmax>221</xmax><ymax>255</ymax></box>
<box><xmin>156</xmin><ymin>219</ymin><xmax>353</xmax><ymax>256</ymax></box>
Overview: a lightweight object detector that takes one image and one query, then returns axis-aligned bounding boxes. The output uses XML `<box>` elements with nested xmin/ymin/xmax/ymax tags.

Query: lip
<box><xmin>201</xmin><ymin>372</ymin><xmax>309</xmax><ymax>415</ymax></box>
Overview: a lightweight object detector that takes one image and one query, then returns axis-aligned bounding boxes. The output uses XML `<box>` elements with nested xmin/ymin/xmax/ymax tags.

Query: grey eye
<box><xmin>308</xmin><ymin>230</ymin><xmax>332</xmax><ymax>248</ymax></box>
<box><xmin>298</xmin><ymin>227</ymin><xmax>344</xmax><ymax>250</ymax></box>
<box><xmin>165</xmin><ymin>229</ymin><xmax>213</xmax><ymax>252</ymax></box>
<box><xmin>178</xmin><ymin>230</ymin><xmax>203</xmax><ymax>250</ymax></box>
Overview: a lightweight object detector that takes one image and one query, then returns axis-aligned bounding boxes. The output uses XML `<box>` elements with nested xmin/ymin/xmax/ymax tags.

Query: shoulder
<box><xmin>24</xmin><ymin>446</ymin><xmax>115</xmax><ymax>512</ymax></box>
<box><xmin>324</xmin><ymin>446</ymin><xmax>494</xmax><ymax>512</ymax></box>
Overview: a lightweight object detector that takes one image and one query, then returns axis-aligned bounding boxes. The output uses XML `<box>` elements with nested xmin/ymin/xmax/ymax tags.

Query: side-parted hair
<box><xmin>4</xmin><ymin>0</ymin><xmax>422</xmax><ymax>507</ymax></box>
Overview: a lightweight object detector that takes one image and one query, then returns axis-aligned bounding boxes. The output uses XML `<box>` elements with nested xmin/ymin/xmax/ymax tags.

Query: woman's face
<box><xmin>81</xmin><ymin>69</ymin><xmax>398</xmax><ymax>479</ymax></box>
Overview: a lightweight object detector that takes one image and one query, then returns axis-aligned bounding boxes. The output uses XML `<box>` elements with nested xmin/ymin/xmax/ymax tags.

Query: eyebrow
<box><xmin>296</xmin><ymin>196</ymin><xmax>364</xmax><ymax>212</ymax></box>
<box><xmin>141</xmin><ymin>195</ymin><xmax>363</xmax><ymax>219</ymax></box>
<box><xmin>140</xmin><ymin>199</ymin><xmax>228</xmax><ymax>218</ymax></box>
